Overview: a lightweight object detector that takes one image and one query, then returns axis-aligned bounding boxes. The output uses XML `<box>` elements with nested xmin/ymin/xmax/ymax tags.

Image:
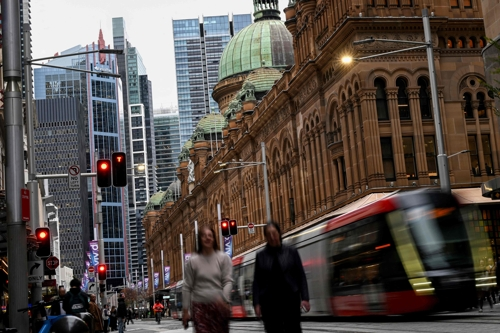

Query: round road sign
<box><xmin>46</xmin><ymin>256</ymin><xmax>60</xmax><ymax>270</ymax></box>
<box><xmin>248</xmin><ymin>223</ymin><xmax>254</xmax><ymax>229</ymax></box>
<box><xmin>88</xmin><ymin>266</ymin><xmax>95</xmax><ymax>273</ymax></box>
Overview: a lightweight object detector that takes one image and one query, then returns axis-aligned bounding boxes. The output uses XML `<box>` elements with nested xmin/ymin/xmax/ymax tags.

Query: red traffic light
<box><xmin>97</xmin><ymin>264</ymin><xmax>107</xmax><ymax>280</ymax></box>
<box><xmin>35</xmin><ymin>227</ymin><xmax>51</xmax><ymax>258</ymax></box>
<box><xmin>112</xmin><ymin>152</ymin><xmax>127</xmax><ymax>187</ymax></box>
<box><xmin>229</xmin><ymin>219</ymin><xmax>238</xmax><ymax>235</ymax></box>
<box><xmin>97</xmin><ymin>159</ymin><xmax>112</xmax><ymax>187</ymax></box>
<box><xmin>221</xmin><ymin>219</ymin><xmax>230</xmax><ymax>237</ymax></box>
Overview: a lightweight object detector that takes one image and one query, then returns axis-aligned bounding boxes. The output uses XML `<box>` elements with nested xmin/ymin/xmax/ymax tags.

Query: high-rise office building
<box><xmin>34</xmin><ymin>98</ymin><xmax>90</xmax><ymax>277</ymax></box>
<box><xmin>33</xmin><ymin>30</ymin><xmax>128</xmax><ymax>286</ymax></box>
<box><xmin>154</xmin><ymin>107</ymin><xmax>181</xmax><ymax>192</ymax></box>
<box><xmin>173</xmin><ymin>13</ymin><xmax>252</xmax><ymax>146</ymax></box>
<box><xmin>113</xmin><ymin>17</ymin><xmax>156</xmax><ymax>279</ymax></box>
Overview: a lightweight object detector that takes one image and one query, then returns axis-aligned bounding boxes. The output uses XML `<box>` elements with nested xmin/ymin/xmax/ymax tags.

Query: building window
<box><xmin>469</xmin><ymin>135</ymin><xmax>480</xmax><ymax>176</ymax></box>
<box><xmin>482</xmin><ymin>135</ymin><xmax>495</xmax><ymax>176</ymax></box>
<box><xmin>396</xmin><ymin>78</ymin><xmax>410</xmax><ymax>120</ymax></box>
<box><xmin>447</xmin><ymin>38</ymin><xmax>455</xmax><ymax>48</ymax></box>
<box><xmin>477</xmin><ymin>92</ymin><xmax>486</xmax><ymax>118</ymax></box>
<box><xmin>403</xmin><ymin>137</ymin><xmax>417</xmax><ymax>179</ymax></box>
<box><xmin>425</xmin><ymin>136</ymin><xmax>438</xmax><ymax>178</ymax></box>
<box><xmin>375</xmin><ymin>78</ymin><xmax>389</xmax><ymax>120</ymax></box>
<box><xmin>418</xmin><ymin>77</ymin><xmax>432</xmax><ymax>119</ymax></box>
<box><xmin>340</xmin><ymin>156</ymin><xmax>347</xmax><ymax>189</ymax></box>
<box><xmin>463</xmin><ymin>93</ymin><xmax>473</xmax><ymax>118</ymax></box>
<box><xmin>463</xmin><ymin>0</ymin><xmax>472</xmax><ymax>8</ymax></box>
<box><xmin>450</xmin><ymin>0</ymin><xmax>458</xmax><ymax>7</ymax></box>
<box><xmin>381</xmin><ymin>138</ymin><xmax>396</xmax><ymax>181</ymax></box>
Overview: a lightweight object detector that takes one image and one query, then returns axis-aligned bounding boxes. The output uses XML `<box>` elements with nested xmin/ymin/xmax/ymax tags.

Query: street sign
<box><xmin>88</xmin><ymin>282</ymin><xmax>97</xmax><ymax>293</ymax></box>
<box><xmin>21</xmin><ymin>189</ymin><xmax>30</xmax><ymax>222</ymax></box>
<box><xmin>68</xmin><ymin>165</ymin><xmax>80</xmax><ymax>189</ymax></box>
<box><xmin>46</xmin><ymin>256</ymin><xmax>59</xmax><ymax>270</ymax></box>
<box><xmin>88</xmin><ymin>266</ymin><xmax>95</xmax><ymax>273</ymax></box>
<box><xmin>28</xmin><ymin>260</ymin><xmax>43</xmax><ymax>283</ymax></box>
<box><xmin>88</xmin><ymin>272</ymin><xmax>95</xmax><ymax>278</ymax></box>
<box><xmin>248</xmin><ymin>223</ymin><xmax>255</xmax><ymax>234</ymax></box>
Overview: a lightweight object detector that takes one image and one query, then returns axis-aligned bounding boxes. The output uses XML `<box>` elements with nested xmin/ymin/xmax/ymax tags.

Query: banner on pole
<box><xmin>144</xmin><ymin>277</ymin><xmax>149</xmax><ymax>290</ymax></box>
<box><xmin>164</xmin><ymin>266</ymin><xmax>170</xmax><ymax>286</ymax></box>
<box><xmin>224</xmin><ymin>236</ymin><xmax>233</xmax><ymax>258</ymax></box>
<box><xmin>154</xmin><ymin>272</ymin><xmax>159</xmax><ymax>290</ymax></box>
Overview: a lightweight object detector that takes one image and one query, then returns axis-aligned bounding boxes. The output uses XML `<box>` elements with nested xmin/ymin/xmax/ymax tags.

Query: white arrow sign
<box><xmin>88</xmin><ymin>282</ymin><xmax>97</xmax><ymax>293</ymax></box>
<box><xmin>28</xmin><ymin>260</ymin><xmax>44</xmax><ymax>283</ymax></box>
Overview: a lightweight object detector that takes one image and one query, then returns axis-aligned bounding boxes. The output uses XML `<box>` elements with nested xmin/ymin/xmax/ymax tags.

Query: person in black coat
<box><xmin>253</xmin><ymin>221</ymin><xmax>310</xmax><ymax>333</ymax></box>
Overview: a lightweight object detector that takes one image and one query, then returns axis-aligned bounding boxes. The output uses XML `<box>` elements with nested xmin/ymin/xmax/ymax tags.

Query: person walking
<box><xmin>126</xmin><ymin>307</ymin><xmax>134</xmax><ymax>325</ymax></box>
<box><xmin>88</xmin><ymin>294</ymin><xmax>104</xmax><ymax>332</ymax></box>
<box><xmin>253</xmin><ymin>221</ymin><xmax>310</xmax><ymax>333</ymax></box>
<box><xmin>102</xmin><ymin>304</ymin><xmax>110</xmax><ymax>333</ymax></box>
<box><xmin>49</xmin><ymin>286</ymin><xmax>67</xmax><ymax>316</ymax></box>
<box><xmin>109</xmin><ymin>306</ymin><xmax>117</xmax><ymax>331</ymax></box>
<box><xmin>182</xmin><ymin>225</ymin><xmax>233</xmax><ymax>332</ymax></box>
<box><xmin>63</xmin><ymin>278</ymin><xmax>90</xmax><ymax>315</ymax></box>
<box><xmin>117</xmin><ymin>296</ymin><xmax>127</xmax><ymax>333</ymax></box>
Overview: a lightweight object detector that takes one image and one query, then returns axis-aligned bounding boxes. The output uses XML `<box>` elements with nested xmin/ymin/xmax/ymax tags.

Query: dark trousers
<box><xmin>103</xmin><ymin>319</ymin><xmax>109</xmax><ymax>332</ymax></box>
<box><xmin>261</xmin><ymin>293</ymin><xmax>302</xmax><ymax>333</ymax></box>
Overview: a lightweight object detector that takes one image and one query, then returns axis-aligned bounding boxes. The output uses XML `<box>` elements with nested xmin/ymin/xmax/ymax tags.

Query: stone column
<box><xmin>319</xmin><ymin>124</ymin><xmax>334</xmax><ymax>208</ymax></box>
<box><xmin>304</xmin><ymin>138</ymin><xmax>317</xmax><ymax>211</ymax></box>
<box><xmin>408</xmin><ymin>87</ymin><xmax>429</xmax><ymax>184</ymax></box>
<box><xmin>486</xmin><ymin>101</ymin><xmax>500</xmax><ymax>175</ymax></box>
<box><xmin>339</xmin><ymin>107</ymin><xmax>354</xmax><ymax>193</ymax></box>
<box><xmin>313</xmin><ymin>128</ymin><xmax>326</xmax><ymax>209</ymax></box>
<box><xmin>473</xmin><ymin>101</ymin><xmax>486</xmax><ymax>176</ymax></box>
<box><xmin>386</xmin><ymin>88</ymin><xmax>406</xmax><ymax>185</ymax></box>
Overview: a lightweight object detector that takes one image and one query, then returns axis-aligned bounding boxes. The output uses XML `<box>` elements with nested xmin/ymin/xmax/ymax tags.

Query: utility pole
<box><xmin>3</xmin><ymin>0</ymin><xmax>29</xmax><ymax>330</ymax></box>
<box><xmin>95</xmin><ymin>152</ymin><xmax>107</xmax><ymax>306</ymax></box>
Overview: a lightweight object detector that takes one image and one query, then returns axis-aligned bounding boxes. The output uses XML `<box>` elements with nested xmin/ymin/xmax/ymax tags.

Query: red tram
<box><xmin>230</xmin><ymin>191</ymin><xmax>478</xmax><ymax>317</ymax></box>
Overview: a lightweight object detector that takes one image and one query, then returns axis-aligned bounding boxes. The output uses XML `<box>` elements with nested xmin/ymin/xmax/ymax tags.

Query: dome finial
<box><xmin>253</xmin><ymin>0</ymin><xmax>281</xmax><ymax>22</ymax></box>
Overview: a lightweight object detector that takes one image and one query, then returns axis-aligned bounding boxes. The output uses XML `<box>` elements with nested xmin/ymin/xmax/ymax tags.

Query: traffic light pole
<box><xmin>3</xmin><ymin>0</ymin><xmax>29</xmax><ymax>330</ymax></box>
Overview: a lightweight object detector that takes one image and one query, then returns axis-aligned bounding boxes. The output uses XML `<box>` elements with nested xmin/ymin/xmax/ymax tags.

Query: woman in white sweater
<box><xmin>182</xmin><ymin>225</ymin><xmax>233</xmax><ymax>332</ymax></box>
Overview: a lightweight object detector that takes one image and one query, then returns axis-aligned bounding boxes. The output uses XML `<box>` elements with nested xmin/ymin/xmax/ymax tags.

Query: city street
<box><xmin>123</xmin><ymin>307</ymin><xmax>500</xmax><ymax>333</ymax></box>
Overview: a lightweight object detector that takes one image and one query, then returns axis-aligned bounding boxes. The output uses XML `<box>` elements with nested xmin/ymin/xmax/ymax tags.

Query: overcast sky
<box><xmin>31</xmin><ymin>0</ymin><xmax>289</xmax><ymax>110</ymax></box>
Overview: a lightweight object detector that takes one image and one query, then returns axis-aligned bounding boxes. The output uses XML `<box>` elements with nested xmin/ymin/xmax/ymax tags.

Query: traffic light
<box><xmin>221</xmin><ymin>219</ymin><xmax>230</xmax><ymax>237</ymax></box>
<box><xmin>229</xmin><ymin>219</ymin><xmax>238</xmax><ymax>235</ymax></box>
<box><xmin>97</xmin><ymin>264</ymin><xmax>107</xmax><ymax>280</ymax></box>
<box><xmin>97</xmin><ymin>159</ymin><xmax>112</xmax><ymax>187</ymax></box>
<box><xmin>35</xmin><ymin>227</ymin><xmax>51</xmax><ymax>258</ymax></box>
<box><xmin>112</xmin><ymin>152</ymin><xmax>127</xmax><ymax>187</ymax></box>
<box><xmin>100</xmin><ymin>284</ymin><xmax>106</xmax><ymax>293</ymax></box>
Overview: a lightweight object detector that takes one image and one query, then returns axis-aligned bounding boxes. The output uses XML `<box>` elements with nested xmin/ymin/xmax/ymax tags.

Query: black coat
<box><xmin>252</xmin><ymin>244</ymin><xmax>309</xmax><ymax>307</ymax></box>
<box><xmin>62</xmin><ymin>288</ymin><xmax>90</xmax><ymax>315</ymax></box>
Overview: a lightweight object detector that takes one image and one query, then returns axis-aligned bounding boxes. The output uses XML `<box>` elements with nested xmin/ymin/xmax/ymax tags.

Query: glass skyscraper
<box><xmin>154</xmin><ymin>108</ymin><xmax>181</xmax><ymax>192</ymax></box>
<box><xmin>33</xmin><ymin>31</ymin><xmax>128</xmax><ymax>286</ymax></box>
<box><xmin>173</xmin><ymin>13</ymin><xmax>252</xmax><ymax>146</ymax></box>
<box><xmin>113</xmin><ymin>17</ymin><xmax>156</xmax><ymax>280</ymax></box>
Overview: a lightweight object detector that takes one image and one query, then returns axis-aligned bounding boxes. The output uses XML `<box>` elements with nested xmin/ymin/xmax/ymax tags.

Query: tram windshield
<box><xmin>406</xmin><ymin>205</ymin><xmax>471</xmax><ymax>270</ymax></box>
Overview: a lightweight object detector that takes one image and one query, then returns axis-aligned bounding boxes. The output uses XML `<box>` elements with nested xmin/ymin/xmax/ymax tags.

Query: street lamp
<box><xmin>214</xmin><ymin>142</ymin><xmax>271</xmax><ymax>223</ymax></box>
<box><xmin>346</xmin><ymin>9</ymin><xmax>451</xmax><ymax>194</ymax></box>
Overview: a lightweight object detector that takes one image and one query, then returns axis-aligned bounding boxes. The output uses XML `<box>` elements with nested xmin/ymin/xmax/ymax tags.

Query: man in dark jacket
<box><xmin>117</xmin><ymin>295</ymin><xmax>127</xmax><ymax>333</ymax></box>
<box><xmin>253</xmin><ymin>221</ymin><xmax>310</xmax><ymax>333</ymax></box>
<box><xmin>50</xmin><ymin>286</ymin><xmax>66</xmax><ymax>315</ymax></box>
<box><xmin>63</xmin><ymin>278</ymin><xmax>90</xmax><ymax>315</ymax></box>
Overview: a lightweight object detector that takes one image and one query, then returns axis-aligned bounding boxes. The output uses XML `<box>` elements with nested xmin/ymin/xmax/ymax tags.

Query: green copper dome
<box><xmin>197</xmin><ymin>113</ymin><xmax>226</xmax><ymax>132</ymax></box>
<box><xmin>218</xmin><ymin>20</ymin><xmax>294</xmax><ymax>81</ymax></box>
<box><xmin>144</xmin><ymin>191</ymin><xmax>165</xmax><ymax>213</ymax></box>
<box><xmin>245</xmin><ymin>67</ymin><xmax>283</xmax><ymax>93</ymax></box>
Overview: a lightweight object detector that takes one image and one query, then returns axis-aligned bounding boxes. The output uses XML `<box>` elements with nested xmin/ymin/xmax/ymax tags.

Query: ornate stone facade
<box><xmin>144</xmin><ymin>0</ymin><xmax>495</xmax><ymax>293</ymax></box>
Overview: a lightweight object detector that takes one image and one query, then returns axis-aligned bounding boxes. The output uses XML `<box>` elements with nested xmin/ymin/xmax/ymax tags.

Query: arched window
<box><xmin>468</xmin><ymin>37</ymin><xmax>477</xmax><ymax>48</ymax></box>
<box><xmin>463</xmin><ymin>93</ymin><xmax>473</xmax><ymax>118</ymax></box>
<box><xmin>477</xmin><ymin>92</ymin><xmax>486</xmax><ymax>118</ymax></box>
<box><xmin>375</xmin><ymin>78</ymin><xmax>389</xmax><ymax>120</ymax></box>
<box><xmin>458</xmin><ymin>37</ymin><xmax>466</xmax><ymax>48</ymax></box>
<box><xmin>396</xmin><ymin>77</ymin><xmax>410</xmax><ymax>119</ymax></box>
<box><xmin>418</xmin><ymin>77</ymin><xmax>432</xmax><ymax>119</ymax></box>
<box><xmin>480</xmin><ymin>38</ymin><xmax>486</xmax><ymax>48</ymax></box>
<box><xmin>447</xmin><ymin>38</ymin><xmax>456</xmax><ymax>48</ymax></box>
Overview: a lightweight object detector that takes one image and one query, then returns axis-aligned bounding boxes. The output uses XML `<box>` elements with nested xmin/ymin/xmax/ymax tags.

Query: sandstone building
<box><xmin>143</xmin><ymin>0</ymin><xmax>499</xmax><ymax>294</ymax></box>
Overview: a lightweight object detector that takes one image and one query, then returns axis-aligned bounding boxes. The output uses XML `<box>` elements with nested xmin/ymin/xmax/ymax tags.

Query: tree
<box><xmin>481</xmin><ymin>38</ymin><xmax>500</xmax><ymax>115</ymax></box>
<box><xmin>122</xmin><ymin>287</ymin><xmax>138</xmax><ymax>307</ymax></box>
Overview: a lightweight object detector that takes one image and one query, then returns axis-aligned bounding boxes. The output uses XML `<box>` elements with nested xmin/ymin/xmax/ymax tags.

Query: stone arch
<box><xmin>448</xmin><ymin>65</ymin><xmax>486</xmax><ymax>100</ymax></box>
<box><xmin>366</xmin><ymin>68</ymin><xmax>392</xmax><ymax>87</ymax></box>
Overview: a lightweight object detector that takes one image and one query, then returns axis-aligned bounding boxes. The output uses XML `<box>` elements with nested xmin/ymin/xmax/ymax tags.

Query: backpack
<box><xmin>69</xmin><ymin>291</ymin><xmax>87</xmax><ymax>314</ymax></box>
